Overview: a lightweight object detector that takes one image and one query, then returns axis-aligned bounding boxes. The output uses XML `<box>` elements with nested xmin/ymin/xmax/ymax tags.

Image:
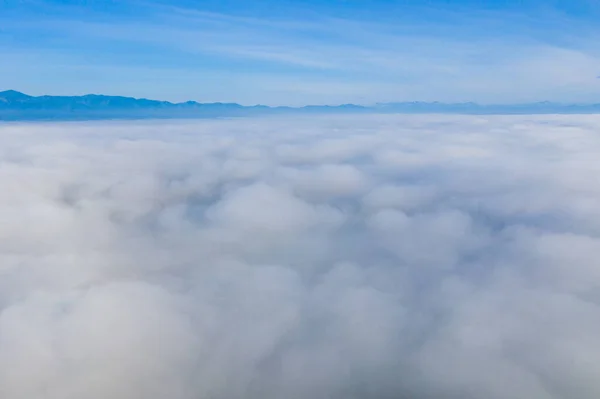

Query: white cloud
<box><xmin>1</xmin><ymin>114</ymin><xmax>600</xmax><ymax>398</ymax></box>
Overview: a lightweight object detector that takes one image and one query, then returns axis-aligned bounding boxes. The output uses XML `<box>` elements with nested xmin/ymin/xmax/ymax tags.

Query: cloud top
<box><xmin>1</xmin><ymin>114</ymin><xmax>600</xmax><ymax>399</ymax></box>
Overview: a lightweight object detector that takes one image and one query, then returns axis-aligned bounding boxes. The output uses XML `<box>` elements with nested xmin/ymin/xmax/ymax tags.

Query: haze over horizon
<box><xmin>6</xmin><ymin>88</ymin><xmax>600</xmax><ymax>121</ymax></box>
<box><xmin>4</xmin><ymin>88</ymin><xmax>600</xmax><ymax>108</ymax></box>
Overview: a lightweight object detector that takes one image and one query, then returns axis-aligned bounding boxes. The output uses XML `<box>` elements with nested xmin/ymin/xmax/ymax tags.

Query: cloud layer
<box><xmin>1</xmin><ymin>114</ymin><xmax>600</xmax><ymax>399</ymax></box>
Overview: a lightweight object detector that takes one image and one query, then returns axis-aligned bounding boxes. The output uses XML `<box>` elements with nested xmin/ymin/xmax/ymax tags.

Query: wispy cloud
<box><xmin>2</xmin><ymin>0</ymin><xmax>600</xmax><ymax>104</ymax></box>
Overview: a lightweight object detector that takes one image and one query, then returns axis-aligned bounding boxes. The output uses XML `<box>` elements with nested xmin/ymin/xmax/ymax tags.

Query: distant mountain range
<box><xmin>2</xmin><ymin>90</ymin><xmax>600</xmax><ymax>121</ymax></box>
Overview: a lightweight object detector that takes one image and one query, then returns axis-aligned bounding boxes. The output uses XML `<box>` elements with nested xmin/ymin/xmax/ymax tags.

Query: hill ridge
<box><xmin>2</xmin><ymin>90</ymin><xmax>600</xmax><ymax>120</ymax></box>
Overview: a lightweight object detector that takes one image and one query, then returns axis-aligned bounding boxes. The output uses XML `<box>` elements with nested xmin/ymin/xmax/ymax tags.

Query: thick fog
<box><xmin>1</xmin><ymin>114</ymin><xmax>600</xmax><ymax>399</ymax></box>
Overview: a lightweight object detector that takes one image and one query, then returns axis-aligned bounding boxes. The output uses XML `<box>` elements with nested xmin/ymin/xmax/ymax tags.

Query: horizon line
<box><xmin>3</xmin><ymin>89</ymin><xmax>600</xmax><ymax>108</ymax></box>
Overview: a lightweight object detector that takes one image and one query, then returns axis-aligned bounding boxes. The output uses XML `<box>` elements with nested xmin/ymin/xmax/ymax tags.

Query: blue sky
<box><xmin>1</xmin><ymin>0</ymin><xmax>600</xmax><ymax>105</ymax></box>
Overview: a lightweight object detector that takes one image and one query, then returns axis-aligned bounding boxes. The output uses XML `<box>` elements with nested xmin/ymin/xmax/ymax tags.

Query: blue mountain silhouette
<box><xmin>1</xmin><ymin>90</ymin><xmax>600</xmax><ymax>121</ymax></box>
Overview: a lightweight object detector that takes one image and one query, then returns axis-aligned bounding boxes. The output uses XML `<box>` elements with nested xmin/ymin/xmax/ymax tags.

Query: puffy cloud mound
<box><xmin>1</xmin><ymin>114</ymin><xmax>600</xmax><ymax>399</ymax></box>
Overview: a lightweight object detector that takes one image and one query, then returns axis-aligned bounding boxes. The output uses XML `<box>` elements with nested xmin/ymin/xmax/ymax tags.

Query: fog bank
<box><xmin>1</xmin><ymin>114</ymin><xmax>600</xmax><ymax>399</ymax></box>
